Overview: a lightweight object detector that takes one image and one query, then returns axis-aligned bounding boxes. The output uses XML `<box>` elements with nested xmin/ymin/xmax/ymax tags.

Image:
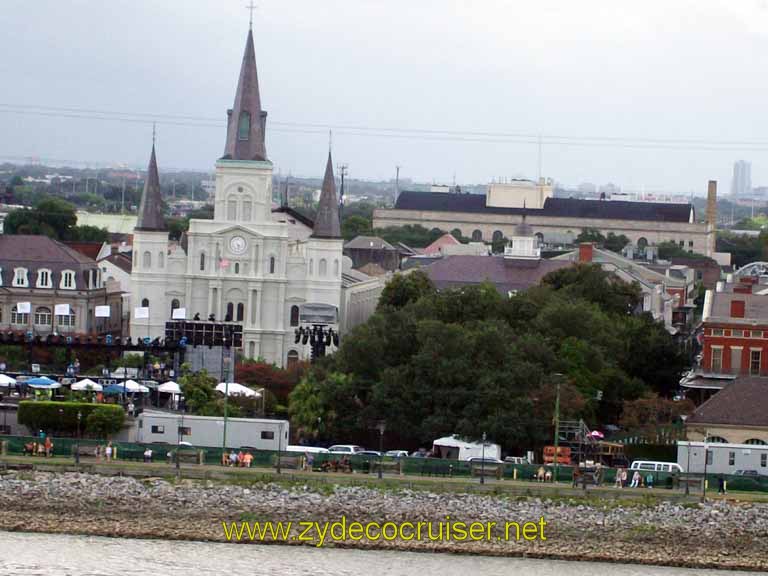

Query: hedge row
<box><xmin>17</xmin><ymin>402</ymin><xmax>124</xmax><ymax>437</ymax></box>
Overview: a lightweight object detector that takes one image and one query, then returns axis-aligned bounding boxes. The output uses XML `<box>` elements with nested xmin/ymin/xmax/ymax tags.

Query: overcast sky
<box><xmin>3</xmin><ymin>0</ymin><xmax>768</xmax><ymax>193</ymax></box>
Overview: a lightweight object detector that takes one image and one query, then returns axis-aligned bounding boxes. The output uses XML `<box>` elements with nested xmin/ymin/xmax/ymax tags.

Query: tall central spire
<box><xmin>136</xmin><ymin>140</ymin><xmax>166</xmax><ymax>232</ymax></box>
<box><xmin>312</xmin><ymin>150</ymin><xmax>341</xmax><ymax>239</ymax></box>
<box><xmin>222</xmin><ymin>28</ymin><xmax>267</xmax><ymax>161</ymax></box>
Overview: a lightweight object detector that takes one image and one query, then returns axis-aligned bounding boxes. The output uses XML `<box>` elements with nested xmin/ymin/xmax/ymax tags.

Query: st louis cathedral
<box><xmin>129</xmin><ymin>25</ymin><xmax>343</xmax><ymax>367</ymax></box>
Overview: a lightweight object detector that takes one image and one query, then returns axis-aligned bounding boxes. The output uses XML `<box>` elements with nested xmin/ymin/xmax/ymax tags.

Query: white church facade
<box><xmin>129</xmin><ymin>26</ymin><xmax>343</xmax><ymax>367</ymax></box>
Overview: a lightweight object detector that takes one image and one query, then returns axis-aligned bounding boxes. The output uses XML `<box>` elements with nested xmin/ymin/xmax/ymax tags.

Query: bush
<box><xmin>85</xmin><ymin>406</ymin><xmax>125</xmax><ymax>438</ymax></box>
<box><xmin>17</xmin><ymin>402</ymin><xmax>123</xmax><ymax>437</ymax></box>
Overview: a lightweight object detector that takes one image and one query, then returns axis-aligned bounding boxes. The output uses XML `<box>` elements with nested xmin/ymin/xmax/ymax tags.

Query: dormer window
<box><xmin>13</xmin><ymin>268</ymin><xmax>28</xmax><ymax>287</ymax></box>
<box><xmin>238</xmin><ymin>111</ymin><xmax>251</xmax><ymax>140</ymax></box>
<box><xmin>60</xmin><ymin>269</ymin><xmax>76</xmax><ymax>290</ymax></box>
<box><xmin>36</xmin><ymin>269</ymin><xmax>52</xmax><ymax>288</ymax></box>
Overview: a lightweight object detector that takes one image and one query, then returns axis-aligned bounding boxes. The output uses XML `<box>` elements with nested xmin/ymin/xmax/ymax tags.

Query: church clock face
<box><xmin>229</xmin><ymin>235</ymin><xmax>247</xmax><ymax>255</ymax></box>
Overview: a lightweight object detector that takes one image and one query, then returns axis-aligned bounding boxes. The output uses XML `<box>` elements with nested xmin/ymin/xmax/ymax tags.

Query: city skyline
<box><xmin>4</xmin><ymin>1</ymin><xmax>768</xmax><ymax>191</ymax></box>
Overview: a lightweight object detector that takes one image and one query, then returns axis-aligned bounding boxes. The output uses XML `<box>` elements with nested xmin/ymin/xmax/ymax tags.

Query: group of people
<box><xmin>221</xmin><ymin>450</ymin><xmax>254</xmax><ymax>467</ymax></box>
<box><xmin>24</xmin><ymin>435</ymin><xmax>54</xmax><ymax>457</ymax></box>
<box><xmin>614</xmin><ymin>468</ymin><xmax>654</xmax><ymax>488</ymax></box>
<box><xmin>319</xmin><ymin>457</ymin><xmax>352</xmax><ymax>473</ymax></box>
<box><xmin>535</xmin><ymin>466</ymin><xmax>553</xmax><ymax>482</ymax></box>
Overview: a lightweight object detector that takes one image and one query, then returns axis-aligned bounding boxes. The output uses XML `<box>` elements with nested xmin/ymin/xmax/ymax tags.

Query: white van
<box><xmin>630</xmin><ymin>460</ymin><xmax>683</xmax><ymax>473</ymax></box>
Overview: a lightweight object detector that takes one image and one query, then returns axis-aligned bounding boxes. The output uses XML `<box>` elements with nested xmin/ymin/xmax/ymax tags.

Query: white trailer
<box><xmin>432</xmin><ymin>434</ymin><xmax>502</xmax><ymax>461</ymax></box>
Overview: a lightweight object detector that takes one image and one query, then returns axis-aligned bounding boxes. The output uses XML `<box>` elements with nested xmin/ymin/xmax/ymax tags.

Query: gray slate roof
<box><xmin>344</xmin><ymin>236</ymin><xmax>395</xmax><ymax>251</ymax></box>
<box><xmin>0</xmin><ymin>235</ymin><xmax>98</xmax><ymax>290</ymax></box>
<box><xmin>424</xmin><ymin>255</ymin><xmax>571</xmax><ymax>294</ymax></box>
<box><xmin>394</xmin><ymin>191</ymin><xmax>693</xmax><ymax>223</ymax></box>
<box><xmin>312</xmin><ymin>151</ymin><xmax>341</xmax><ymax>239</ymax></box>
<box><xmin>708</xmin><ymin>291</ymin><xmax>768</xmax><ymax>321</ymax></box>
<box><xmin>135</xmin><ymin>143</ymin><xmax>166</xmax><ymax>232</ymax></box>
<box><xmin>222</xmin><ymin>28</ymin><xmax>267</xmax><ymax>162</ymax></box>
<box><xmin>687</xmin><ymin>377</ymin><xmax>768</xmax><ymax>427</ymax></box>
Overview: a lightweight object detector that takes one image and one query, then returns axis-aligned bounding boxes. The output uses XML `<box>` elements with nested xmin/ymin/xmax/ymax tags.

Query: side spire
<box><xmin>312</xmin><ymin>150</ymin><xmax>341</xmax><ymax>238</ymax></box>
<box><xmin>222</xmin><ymin>28</ymin><xmax>267</xmax><ymax>161</ymax></box>
<box><xmin>136</xmin><ymin>137</ymin><xmax>166</xmax><ymax>232</ymax></box>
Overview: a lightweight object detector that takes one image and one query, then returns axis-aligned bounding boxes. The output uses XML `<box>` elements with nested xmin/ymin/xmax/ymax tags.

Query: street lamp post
<box><xmin>75</xmin><ymin>411</ymin><xmax>81</xmax><ymax>465</ymax></box>
<box><xmin>176</xmin><ymin>411</ymin><xmax>184</xmax><ymax>477</ymax></box>
<box><xmin>553</xmin><ymin>373</ymin><xmax>563</xmax><ymax>484</ymax></box>
<box><xmin>376</xmin><ymin>421</ymin><xmax>386</xmax><ymax>480</ymax></box>
<box><xmin>680</xmin><ymin>415</ymin><xmax>690</xmax><ymax>496</ymax></box>
<box><xmin>480</xmin><ymin>432</ymin><xmax>487</xmax><ymax>485</ymax></box>
<box><xmin>702</xmin><ymin>429</ymin><xmax>710</xmax><ymax>502</ymax></box>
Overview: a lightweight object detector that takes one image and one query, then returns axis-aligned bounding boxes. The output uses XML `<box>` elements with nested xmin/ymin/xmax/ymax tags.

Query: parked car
<box><xmin>467</xmin><ymin>456</ymin><xmax>503</xmax><ymax>464</ymax></box>
<box><xmin>385</xmin><ymin>450</ymin><xmax>409</xmax><ymax>458</ymax></box>
<box><xmin>327</xmin><ymin>444</ymin><xmax>364</xmax><ymax>455</ymax></box>
<box><xmin>357</xmin><ymin>450</ymin><xmax>381</xmax><ymax>457</ymax></box>
<box><xmin>504</xmin><ymin>456</ymin><xmax>529</xmax><ymax>465</ymax></box>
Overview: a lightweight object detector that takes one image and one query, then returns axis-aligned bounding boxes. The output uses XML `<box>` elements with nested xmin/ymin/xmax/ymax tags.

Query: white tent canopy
<box><xmin>72</xmin><ymin>379</ymin><xmax>102</xmax><ymax>391</ymax></box>
<box><xmin>216</xmin><ymin>382</ymin><xmax>260</xmax><ymax>397</ymax></box>
<box><xmin>0</xmin><ymin>374</ymin><xmax>16</xmax><ymax>386</ymax></box>
<box><xmin>158</xmin><ymin>381</ymin><xmax>181</xmax><ymax>394</ymax></box>
<box><xmin>432</xmin><ymin>434</ymin><xmax>502</xmax><ymax>461</ymax></box>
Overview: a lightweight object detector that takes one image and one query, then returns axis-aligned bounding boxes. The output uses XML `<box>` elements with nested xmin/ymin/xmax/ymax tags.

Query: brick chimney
<box><xmin>730</xmin><ymin>299</ymin><xmax>746</xmax><ymax>318</ymax></box>
<box><xmin>578</xmin><ymin>242</ymin><xmax>594</xmax><ymax>263</ymax></box>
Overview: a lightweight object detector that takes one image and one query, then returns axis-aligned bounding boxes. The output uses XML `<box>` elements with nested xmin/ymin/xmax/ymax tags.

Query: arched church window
<box><xmin>226</xmin><ymin>302</ymin><xmax>234</xmax><ymax>322</ymax></box>
<box><xmin>492</xmin><ymin>230</ymin><xmax>504</xmax><ymax>243</ymax></box>
<box><xmin>158</xmin><ymin>251</ymin><xmax>164</xmax><ymax>268</ymax></box>
<box><xmin>333</xmin><ymin>259</ymin><xmax>339</xmax><ymax>277</ymax></box>
<box><xmin>200</xmin><ymin>252</ymin><xmax>206</xmax><ymax>271</ymax></box>
<box><xmin>290</xmin><ymin>305</ymin><xmax>300</xmax><ymax>327</ymax></box>
<box><xmin>227</xmin><ymin>199</ymin><xmax>237</xmax><ymax>220</ymax></box>
<box><xmin>238</xmin><ymin>111</ymin><xmax>251</xmax><ymax>140</ymax></box>
<box><xmin>236</xmin><ymin>303</ymin><xmax>244</xmax><ymax>322</ymax></box>
<box><xmin>142</xmin><ymin>251</ymin><xmax>151</xmax><ymax>268</ymax></box>
<box><xmin>319</xmin><ymin>259</ymin><xmax>327</xmax><ymax>276</ymax></box>
<box><xmin>471</xmin><ymin>229</ymin><xmax>483</xmax><ymax>241</ymax></box>
<box><xmin>269</xmin><ymin>256</ymin><xmax>276</xmax><ymax>274</ymax></box>
<box><xmin>242</xmin><ymin>200</ymin><xmax>252</xmax><ymax>221</ymax></box>
<box><xmin>141</xmin><ymin>298</ymin><xmax>149</xmax><ymax>308</ymax></box>
<box><xmin>234</xmin><ymin>263</ymin><xmax>240</xmax><ymax>274</ymax></box>
<box><xmin>171</xmin><ymin>299</ymin><xmax>180</xmax><ymax>316</ymax></box>
<box><xmin>287</xmin><ymin>350</ymin><xmax>299</xmax><ymax>370</ymax></box>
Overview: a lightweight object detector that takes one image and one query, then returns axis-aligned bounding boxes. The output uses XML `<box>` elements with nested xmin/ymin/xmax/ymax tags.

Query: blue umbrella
<box><xmin>26</xmin><ymin>376</ymin><xmax>61</xmax><ymax>389</ymax></box>
<box><xmin>103</xmin><ymin>384</ymin><xmax>126</xmax><ymax>395</ymax></box>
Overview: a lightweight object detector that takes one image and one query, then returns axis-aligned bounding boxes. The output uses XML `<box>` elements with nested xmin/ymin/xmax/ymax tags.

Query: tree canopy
<box><xmin>289</xmin><ymin>264</ymin><xmax>686</xmax><ymax>453</ymax></box>
<box><xmin>4</xmin><ymin>196</ymin><xmax>108</xmax><ymax>242</ymax></box>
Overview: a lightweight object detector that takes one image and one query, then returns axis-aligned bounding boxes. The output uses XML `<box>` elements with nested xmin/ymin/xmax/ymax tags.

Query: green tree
<box><xmin>4</xmin><ymin>196</ymin><xmax>77</xmax><ymax>240</ymax></box>
<box><xmin>71</xmin><ymin>225</ymin><xmax>109</xmax><ymax>242</ymax></box>
<box><xmin>576</xmin><ymin>228</ymin><xmax>606</xmax><ymax>244</ymax></box>
<box><xmin>603</xmin><ymin>232</ymin><xmax>630</xmax><ymax>253</ymax></box>
<box><xmin>341</xmin><ymin>215</ymin><xmax>372</xmax><ymax>241</ymax></box>
<box><xmin>378</xmin><ymin>270</ymin><xmax>435</xmax><ymax>310</ymax></box>
<box><xmin>179</xmin><ymin>369</ymin><xmax>218</xmax><ymax>414</ymax></box>
<box><xmin>85</xmin><ymin>406</ymin><xmax>125</xmax><ymax>438</ymax></box>
<box><xmin>542</xmin><ymin>263</ymin><xmax>641</xmax><ymax>316</ymax></box>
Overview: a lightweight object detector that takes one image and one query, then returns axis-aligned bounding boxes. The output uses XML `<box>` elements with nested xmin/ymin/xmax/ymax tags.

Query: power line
<box><xmin>3</xmin><ymin>103</ymin><xmax>768</xmax><ymax>152</ymax></box>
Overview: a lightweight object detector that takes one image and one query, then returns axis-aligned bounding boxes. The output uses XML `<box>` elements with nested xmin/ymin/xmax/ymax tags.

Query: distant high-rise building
<box><xmin>731</xmin><ymin>160</ymin><xmax>752</xmax><ymax>197</ymax></box>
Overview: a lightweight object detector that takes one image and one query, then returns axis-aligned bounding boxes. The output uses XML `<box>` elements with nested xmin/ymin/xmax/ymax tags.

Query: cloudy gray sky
<box><xmin>3</xmin><ymin>0</ymin><xmax>768</xmax><ymax>193</ymax></box>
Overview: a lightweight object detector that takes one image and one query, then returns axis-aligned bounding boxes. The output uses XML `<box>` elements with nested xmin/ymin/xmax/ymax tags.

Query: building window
<box><xmin>290</xmin><ymin>305</ymin><xmax>300</xmax><ymax>327</ymax></box>
<box><xmin>158</xmin><ymin>251</ymin><xmax>164</xmax><ymax>268</ymax></box>
<box><xmin>269</xmin><ymin>256</ymin><xmax>276</xmax><ymax>274</ymax></box>
<box><xmin>706</xmin><ymin>450</ymin><xmax>713</xmax><ymax>465</ymax></box>
<box><xmin>226</xmin><ymin>302</ymin><xmax>234</xmax><ymax>322</ymax></box>
<box><xmin>732</xmin><ymin>329</ymin><xmax>743</xmax><ymax>337</ymax></box>
<box><xmin>141</xmin><ymin>298</ymin><xmax>149</xmax><ymax>308</ymax></box>
<box><xmin>57</xmin><ymin>310</ymin><xmax>76</xmax><ymax>328</ymax></box>
<box><xmin>11</xmin><ymin>305</ymin><xmax>29</xmax><ymax>326</ymax></box>
<box><xmin>678</xmin><ymin>240</ymin><xmax>684</xmax><ymax>247</ymax></box>
<box><xmin>287</xmin><ymin>350</ymin><xmax>299</xmax><ymax>370</ymax></box>
<box><xmin>171</xmin><ymin>299</ymin><xmax>180</xmax><ymax>316</ymax></box>
<box><xmin>711</xmin><ymin>347</ymin><xmax>723</xmax><ymax>372</ymax></box>
<box><xmin>711</xmin><ymin>328</ymin><xmax>723</xmax><ymax>336</ymax></box>
<box><xmin>745</xmin><ymin>439</ymin><xmax>767</xmax><ymax>445</ymax></box>
<box><xmin>151</xmin><ymin>425</ymin><xmax>165</xmax><ymax>434</ymax></box>
<box><xmin>227</xmin><ymin>200</ymin><xmax>237</xmax><ymax>220</ymax></box>
<box><xmin>706</xmin><ymin>436</ymin><xmax>728</xmax><ymax>443</ymax></box>
<box><xmin>251</xmin><ymin>290</ymin><xmax>258</xmax><ymax>324</ymax></box>
<box><xmin>242</xmin><ymin>200</ymin><xmax>252</xmax><ymax>221</ymax></box>
<box><xmin>238</xmin><ymin>111</ymin><xmax>251</xmax><ymax>140</ymax></box>
<box><xmin>728</xmin><ymin>451</ymin><xmax>735</xmax><ymax>466</ymax></box>
<box><xmin>333</xmin><ymin>259</ymin><xmax>339</xmax><ymax>277</ymax></box>
<box><xmin>319</xmin><ymin>259</ymin><xmax>327</xmax><ymax>276</ymax></box>
<box><xmin>142</xmin><ymin>251</ymin><xmax>151</xmax><ymax>268</ymax></box>
<box><xmin>471</xmin><ymin>229</ymin><xmax>482</xmax><ymax>241</ymax></box>
<box><xmin>751</xmin><ymin>350</ymin><xmax>762</xmax><ymax>375</ymax></box>
<box><xmin>34</xmin><ymin>307</ymin><xmax>52</xmax><ymax>326</ymax></box>
<box><xmin>234</xmin><ymin>262</ymin><xmax>240</xmax><ymax>274</ymax></box>
<box><xmin>762</xmin><ymin>454</ymin><xmax>767</xmax><ymax>468</ymax></box>
<box><xmin>309</xmin><ymin>259</ymin><xmax>314</xmax><ymax>274</ymax></box>
<box><xmin>178</xmin><ymin>426</ymin><xmax>191</xmax><ymax>436</ymax></box>
<box><xmin>261</xmin><ymin>430</ymin><xmax>275</xmax><ymax>440</ymax></box>
<box><xmin>12</xmin><ymin>268</ymin><xmax>28</xmax><ymax>287</ymax></box>
<box><xmin>60</xmin><ymin>270</ymin><xmax>75</xmax><ymax>290</ymax></box>
<box><xmin>36</xmin><ymin>269</ymin><xmax>52</xmax><ymax>288</ymax></box>
<box><xmin>200</xmin><ymin>252</ymin><xmax>206</xmax><ymax>272</ymax></box>
<box><xmin>236</xmin><ymin>303</ymin><xmax>244</xmax><ymax>322</ymax></box>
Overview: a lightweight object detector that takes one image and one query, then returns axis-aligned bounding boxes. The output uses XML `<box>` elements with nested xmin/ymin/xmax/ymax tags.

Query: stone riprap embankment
<box><xmin>0</xmin><ymin>471</ymin><xmax>766</xmax><ymax>571</ymax></box>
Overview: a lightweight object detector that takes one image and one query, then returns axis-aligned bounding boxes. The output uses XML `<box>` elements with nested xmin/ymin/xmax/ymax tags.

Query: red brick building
<box><xmin>701</xmin><ymin>281</ymin><xmax>768</xmax><ymax>376</ymax></box>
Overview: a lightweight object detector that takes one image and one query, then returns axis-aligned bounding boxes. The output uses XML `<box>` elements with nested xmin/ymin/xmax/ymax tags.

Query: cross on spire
<box><xmin>152</xmin><ymin>122</ymin><xmax>156</xmax><ymax>146</ymax></box>
<box><xmin>246</xmin><ymin>1</ymin><xmax>257</xmax><ymax>29</ymax></box>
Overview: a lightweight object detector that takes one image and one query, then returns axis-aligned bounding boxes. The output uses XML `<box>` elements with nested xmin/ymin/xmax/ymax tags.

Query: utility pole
<box><xmin>121</xmin><ymin>178</ymin><xmax>126</xmax><ymax>214</ymax></box>
<box><xmin>337</xmin><ymin>164</ymin><xmax>348</xmax><ymax>221</ymax></box>
<box><xmin>395</xmin><ymin>165</ymin><xmax>401</xmax><ymax>204</ymax></box>
<box><xmin>553</xmin><ymin>375</ymin><xmax>561</xmax><ymax>483</ymax></box>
